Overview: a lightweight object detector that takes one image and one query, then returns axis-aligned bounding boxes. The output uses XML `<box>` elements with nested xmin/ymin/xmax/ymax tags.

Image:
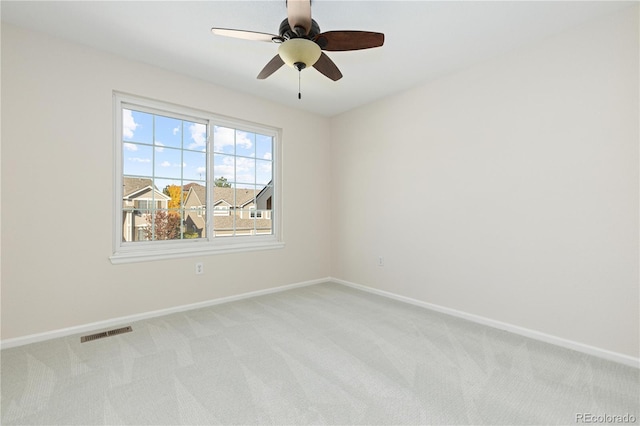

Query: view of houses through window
<box><xmin>121</xmin><ymin>106</ymin><xmax>274</xmax><ymax>243</ymax></box>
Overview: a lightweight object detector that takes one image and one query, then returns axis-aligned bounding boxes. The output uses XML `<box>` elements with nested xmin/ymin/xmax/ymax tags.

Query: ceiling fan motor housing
<box><xmin>278</xmin><ymin>18</ymin><xmax>321</xmax><ymax>41</ymax></box>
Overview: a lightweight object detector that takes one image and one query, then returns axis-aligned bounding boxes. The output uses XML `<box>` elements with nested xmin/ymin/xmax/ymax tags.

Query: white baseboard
<box><xmin>330</xmin><ymin>277</ymin><xmax>640</xmax><ymax>369</ymax></box>
<box><xmin>4</xmin><ymin>276</ymin><xmax>638</xmax><ymax>369</ymax></box>
<box><xmin>0</xmin><ymin>277</ymin><xmax>329</xmax><ymax>350</ymax></box>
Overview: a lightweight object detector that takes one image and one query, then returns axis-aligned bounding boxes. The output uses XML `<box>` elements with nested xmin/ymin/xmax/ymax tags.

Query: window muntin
<box><xmin>112</xmin><ymin>93</ymin><xmax>281</xmax><ymax>263</ymax></box>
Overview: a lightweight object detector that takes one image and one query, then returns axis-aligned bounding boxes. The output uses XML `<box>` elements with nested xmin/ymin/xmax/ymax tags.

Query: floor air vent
<box><xmin>81</xmin><ymin>326</ymin><xmax>132</xmax><ymax>343</ymax></box>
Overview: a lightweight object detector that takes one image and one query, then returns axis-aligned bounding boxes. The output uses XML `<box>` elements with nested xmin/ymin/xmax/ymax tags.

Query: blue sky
<box><xmin>123</xmin><ymin>109</ymin><xmax>273</xmax><ymax>192</ymax></box>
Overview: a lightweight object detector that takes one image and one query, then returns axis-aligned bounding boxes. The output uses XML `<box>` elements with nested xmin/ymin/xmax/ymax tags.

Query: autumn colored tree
<box><xmin>163</xmin><ymin>185</ymin><xmax>183</xmax><ymax>209</ymax></box>
<box><xmin>162</xmin><ymin>185</ymin><xmax>183</xmax><ymax>235</ymax></box>
<box><xmin>143</xmin><ymin>210</ymin><xmax>181</xmax><ymax>240</ymax></box>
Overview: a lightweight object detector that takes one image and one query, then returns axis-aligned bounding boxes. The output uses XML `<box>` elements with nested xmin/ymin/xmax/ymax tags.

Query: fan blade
<box><xmin>211</xmin><ymin>28</ymin><xmax>278</xmax><ymax>42</ymax></box>
<box><xmin>313</xmin><ymin>52</ymin><xmax>343</xmax><ymax>81</ymax></box>
<box><xmin>287</xmin><ymin>0</ymin><xmax>312</xmax><ymax>35</ymax></box>
<box><xmin>257</xmin><ymin>55</ymin><xmax>285</xmax><ymax>79</ymax></box>
<box><xmin>315</xmin><ymin>31</ymin><xmax>384</xmax><ymax>51</ymax></box>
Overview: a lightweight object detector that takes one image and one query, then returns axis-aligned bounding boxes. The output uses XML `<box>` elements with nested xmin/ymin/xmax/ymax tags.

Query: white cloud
<box><xmin>124</xmin><ymin>143</ymin><xmax>138</xmax><ymax>152</ymax></box>
<box><xmin>236</xmin><ymin>131</ymin><xmax>253</xmax><ymax>151</ymax></box>
<box><xmin>213</xmin><ymin>126</ymin><xmax>234</xmax><ymax>152</ymax></box>
<box><xmin>212</xmin><ymin>127</ymin><xmax>253</xmax><ymax>152</ymax></box>
<box><xmin>128</xmin><ymin>157</ymin><xmax>150</xmax><ymax>163</ymax></box>
<box><xmin>123</xmin><ymin>109</ymin><xmax>139</xmax><ymax>139</ymax></box>
<box><xmin>161</xmin><ymin>161</ymin><xmax>187</xmax><ymax>168</ymax></box>
<box><xmin>235</xmin><ymin>157</ymin><xmax>256</xmax><ymax>183</ymax></box>
<box><xmin>155</xmin><ymin>141</ymin><xmax>165</xmax><ymax>152</ymax></box>
<box><xmin>197</xmin><ymin>166</ymin><xmax>206</xmax><ymax>174</ymax></box>
<box><xmin>215</xmin><ymin>166</ymin><xmax>234</xmax><ymax>178</ymax></box>
<box><xmin>215</xmin><ymin>155</ymin><xmax>235</xmax><ymax>177</ymax></box>
<box><xmin>188</xmin><ymin>123</ymin><xmax>207</xmax><ymax>150</ymax></box>
<box><xmin>263</xmin><ymin>152</ymin><xmax>272</xmax><ymax>160</ymax></box>
<box><xmin>259</xmin><ymin>162</ymin><xmax>272</xmax><ymax>173</ymax></box>
<box><xmin>236</xmin><ymin>157</ymin><xmax>254</xmax><ymax>172</ymax></box>
<box><xmin>173</xmin><ymin>126</ymin><xmax>181</xmax><ymax>135</ymax></box>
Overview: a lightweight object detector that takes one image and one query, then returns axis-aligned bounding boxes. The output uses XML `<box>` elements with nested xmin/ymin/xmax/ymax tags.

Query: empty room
<box><xmin>1</xmin><ymin>1</ymin><xmax>638</xmax><ymax>425</ymax></box>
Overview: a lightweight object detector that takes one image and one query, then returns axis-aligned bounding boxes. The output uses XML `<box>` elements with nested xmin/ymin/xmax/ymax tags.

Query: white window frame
<box><xmin>111</xmin><ymin>92</ymin><xmax>283</xmax><ymax>264</ymax></box>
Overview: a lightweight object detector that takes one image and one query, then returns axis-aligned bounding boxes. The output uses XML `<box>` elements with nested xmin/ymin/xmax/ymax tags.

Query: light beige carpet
<box><xmin>2</xmin><ymin>282</ymin><xmax>638</xmax><ymax>425</ymax></box>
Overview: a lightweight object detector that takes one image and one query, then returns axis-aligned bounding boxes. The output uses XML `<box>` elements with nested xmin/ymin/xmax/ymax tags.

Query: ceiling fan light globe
<box><xmin>278</xmin><ymin>38</ymin><xmax>321</xmax><ymax>70</ymax></box>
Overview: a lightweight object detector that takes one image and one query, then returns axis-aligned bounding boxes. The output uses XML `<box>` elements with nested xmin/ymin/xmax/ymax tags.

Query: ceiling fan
<box><xmin>211</xmin><ymin>0</ymin><xmax>384</xmax><ymax>87</ymax></box>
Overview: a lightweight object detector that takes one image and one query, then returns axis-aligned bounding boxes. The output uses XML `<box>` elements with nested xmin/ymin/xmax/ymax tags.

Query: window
<box><xmin>111</xmin><ymin>93</ymin><xmax>282</xmax><ymax>263</ymax></box>
<box><xmin>214</xmin><ymin>205</ymin><xmax>230</xmax><ymax>216</ymax></box>
<box><xmin>250</xmin><ymin>207</ymin><xmax>262</xmax><ymax>219</ymax></box>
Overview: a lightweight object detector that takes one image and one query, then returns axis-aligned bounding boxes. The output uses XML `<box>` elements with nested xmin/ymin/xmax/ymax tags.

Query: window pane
<box><xmin>213</xmin><ymin>218</ymin><xmax>233</xmax><ymax>236</ymax></box>
<box><xmin>213</xmin><ymin>126</ymin><xmax>235</xmax><ymax>154</ymax></box>
<box><xmin>147</xmin><ymin>209</ymin><xmax>182</xmax><ymax>241</ymax></box>
<box><xmin>256</xmin><ymin>159</ymin><xmax>272</xmax><ymax>185</ymax></box>
<box><xmin>212</xmin><ymin>184</ymin><xmax>239</xmax><ymax>236</ymax></box>
<box><xmin>185</xmin><ymin>122</ymin><xmax>207</xmax><ymax>152</ymax></box>
<box><xmin>235</xmin><ymin>186</ymin><xmax>255</xmax><ymax>208</ymax></box>
<box><xmin>256</xmin><ymin>134</ymin><xmax>272</xmax><ymax>161</ymax></box>
<box><xmin>122</xmin><ymin>204</ymin><xmax>140</xmax><ymax>242</ymax></box>
<box><xmin>160</xmin><ymin>180</ymin><xmax>184</xmax><ymax>209</ymax></box>
<box><xmin>236</xmin><ymin>210</ymin><xmax>256</xmax><ymax>235</ymax></box>
<box><xmin>256</xmin><ymin>184</ymin><xmax>273</xmax><ymax>235</ymax></box>
<box><xmin>235</xmin><ymin>187</ymin><xmax>255</xmax><ymax>235</ymax></box>
<box><xmin>235</xmin><ymin>130</ymin><xmax>255</xmax><ymax>158</ymax></box>
<box><xmin>154</xmin><ymin>115</ymin><xmax>182</xmax><ymax>149</ymax></box>
<box><xmin>235</xmin><ymin>157</ymin><xmax>256</xmax><ymax>185</ymax></box>
<box><xmin>257</xmin><ymin>216</ymin><xmax>273</xmax><ymax>235</ymax></box>
<box><xmin>123</xmin><ymin>144</ymin><xmax>153</xmax><ymax>176</ymax></box>
<box><xmin>213</xmin><ymin>153</ymin><xmax>235</xmax><ymax>182</ymax></box>
<box><xmin>123</xmin><ymin>109</ymin><xmax>152</xmax><ymax>143</ymax></box>
<box><xmin>183</xmin><ymin>150</ymin><xmax>207</xmax><ymax>181</ymax></box>
<box><xmin>154</xmin><ymin>147</ymin><xmax>183</xmax><ymax>179</ymax></box>
<box><xmin>184</xmin><ymin>181</ymin><xmax>207</xmax><ymax>239</ymax></box>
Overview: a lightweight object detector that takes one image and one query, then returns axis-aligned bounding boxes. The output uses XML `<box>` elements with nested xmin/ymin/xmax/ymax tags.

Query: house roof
<box><xmin>184</xmin><ymin>183</ymin><xmax>206</xmax><ymax>207</ymax></box>
<box><xmin>123</xmin><ymin>177</ymin><xmax>170</xmax><ymax>200</ymax></box>
<box><xmin>213</xmin><ymin>214</ymin><xmax>272</xmax><ymax>232</ymax></box>
<box><xmin>183</xmin><ymin>183</ymin><xmax>259</xmax><ymax>207</ymax></box>
<box><xmin>123</xmin><ymin>177</ymin><xmax>153</xmax><ymax>198</ymax></box>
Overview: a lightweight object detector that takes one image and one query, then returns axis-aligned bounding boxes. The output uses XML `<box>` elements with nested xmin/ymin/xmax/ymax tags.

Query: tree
<box><xmin>143</xmin><ymin>210</ymin><xmax>181</xmax><ymax>240</ymax></box>
<box><xmin>214</xmin><ymin>176</ymin><xmax>232</xmax><ymax>188</ymax></box>
<box><xmin>163</xmin><ymin>185</ymin><xmax>183</xmax><ymax>209</ymax></box>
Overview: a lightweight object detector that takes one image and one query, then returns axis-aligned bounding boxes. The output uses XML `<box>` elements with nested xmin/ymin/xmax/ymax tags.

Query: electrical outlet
<box><xmin>195</xmin><ymin>262</ymin><xmax>204</xmax><ymax>275</ymax></box>
<box><xmin>378</xmin><ymin>256</ymin><xmax>384</xmax><ymax>266</ymax></box>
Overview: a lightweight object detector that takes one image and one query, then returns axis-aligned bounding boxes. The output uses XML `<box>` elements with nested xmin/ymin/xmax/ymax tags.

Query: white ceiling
<box><xmin>1</xmin><ymin>1</ymin><xmax>633</xmax><ymax>116</ymax></box>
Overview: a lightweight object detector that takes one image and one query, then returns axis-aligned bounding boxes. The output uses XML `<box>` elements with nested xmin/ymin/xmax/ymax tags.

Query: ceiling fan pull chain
<box><xmin>298</xmin><ymin>70</ymin><xmax>302</xmax><ymax>99</ymax></box>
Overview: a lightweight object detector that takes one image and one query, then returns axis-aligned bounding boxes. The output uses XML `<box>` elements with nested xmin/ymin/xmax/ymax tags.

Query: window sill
<box><xmin>110</xmin><ymin>239</ymin><xmax>285</xmax><ymax>264</ymax></box>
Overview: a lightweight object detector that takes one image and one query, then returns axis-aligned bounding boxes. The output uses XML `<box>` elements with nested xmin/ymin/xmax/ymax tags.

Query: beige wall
<box><xmin>2</xmin><ymin>6</ymin><xmax>638</xmax><ymax>361</ymax></box>
<box><xmin>1</xmin><ymin>24</ymin><xmax>331</xmax><ymax>339</ymax></box>
<box><xmin>330</xmin><ymin>7</ymin><xmax>639</xmax><ymax>358</ymax></box>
